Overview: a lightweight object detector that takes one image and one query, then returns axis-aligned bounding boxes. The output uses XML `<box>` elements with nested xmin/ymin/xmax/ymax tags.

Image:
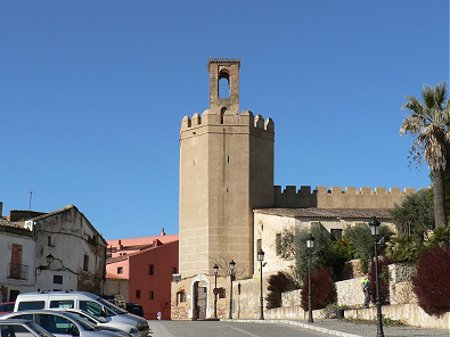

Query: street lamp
<box><xmin>257</xmin><ymin>249</ymin><xmax>265</xmax><ymax>320</ymax></box>
<box><xmin>369</xmin><ymin>217</ymin><xmax>385</xmax><ymax>337</ymax></box>
<box><xmin>46</xmin><ymin>253</ymin><xmax>55</xmax><ymax>266</ymax></box>
<box><xmin>213</xmin><ymin>263</ymin><xmax>219</xmax><ymax>320</ymax></box>
<box><xmin>228</xmin><ymin>260</ymin><xmax>236</xmax><ymax>319</ymax></box>
<box><xmin>306</xmin><ymin>233</ymin><xmax>315</xmax><ymax>323</ymax></box>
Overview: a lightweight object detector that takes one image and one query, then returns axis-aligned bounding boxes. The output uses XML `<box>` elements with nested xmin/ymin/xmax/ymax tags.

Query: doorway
<box><xmin>193</xmin><ymin>282</ymin><xmax>207</xmax><ymax>320</ymax></box>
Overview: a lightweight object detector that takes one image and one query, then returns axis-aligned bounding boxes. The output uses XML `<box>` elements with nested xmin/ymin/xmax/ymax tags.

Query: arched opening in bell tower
<box><xmin>218</xmin><ymin>71</ymin><xmax>230</xmax><ymax>98</ymax></box>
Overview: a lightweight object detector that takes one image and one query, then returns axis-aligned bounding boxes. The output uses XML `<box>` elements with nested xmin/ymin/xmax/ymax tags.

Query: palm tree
<box><xmin>400</xmin><ymin>82</ymin><xmax>450</xmax><ymax>227</ymax></box>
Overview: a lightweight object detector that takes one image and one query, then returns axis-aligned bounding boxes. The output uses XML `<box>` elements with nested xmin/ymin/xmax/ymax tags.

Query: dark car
<box><xmin>125</xmin><ymin>304</ymin><xmax>143</xmax><ymax>318</ymax></box>
<box><xmin>0</xmin><ymin>302</ymin><xmax>14</xmax><ymax>315</ymax></box>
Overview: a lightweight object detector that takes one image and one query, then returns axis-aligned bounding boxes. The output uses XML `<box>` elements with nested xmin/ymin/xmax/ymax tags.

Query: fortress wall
<box><xmin>274</xmin><ymin>185</ymin><xmax>415</xmax><ymax>209</ymax></box>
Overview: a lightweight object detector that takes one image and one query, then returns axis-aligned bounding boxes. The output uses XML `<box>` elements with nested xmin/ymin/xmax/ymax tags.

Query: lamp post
<box><xmin>213</xmin><ymin>263</ymin><xmax>219</xmax><ymax>320</ymax></box>
<box><xmin>306</xmin><ymin>233</ymin><xmax>315</xmax><ymax>323</ymax></box>
<box><xmin>228</xmin><ymin>260</ymin><xmax>236</xmax><ymax>319</ymax></box>
<box><xmin>369</xmin><ymin>217</ymin><xmax>385</xmax><ymax>337</ymax></box>
<box><xmin>257</xmin><ymin>249</ymin><xmax>265</xmax><ymax>320</ymax></box>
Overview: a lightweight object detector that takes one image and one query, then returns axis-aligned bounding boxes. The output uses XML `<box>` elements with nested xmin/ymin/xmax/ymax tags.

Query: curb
<box><xmin>227</xmin><ymin>319</ymin><xmax>364</xmax><ymax>337</ymax></box>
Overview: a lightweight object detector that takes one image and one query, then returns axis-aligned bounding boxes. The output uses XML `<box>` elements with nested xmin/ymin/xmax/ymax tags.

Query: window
<box><xmin>176</xmin><ymin>291</ymin><xmax>186</xmax><ymax>305</ymax></box>
<box><xmin>276</xmin><ymin>233</ymin><xmax>282</xmax><ymax>256</ymax></box>
<box><xmin>83</xmin><ymin>254</ymin><xmax>89</xmax><ymax>272</ymax></box>
<box><xmin>53</xmin><ymin>275</ymin><xmax>63</xmax><ymax>284</ymax></box>
<box><xmin>330</xmin><ymin>229</ymin><xmax>343</xmax><ymax>241</ymax></box>
<box><xmin>47</xmin><ymin>236</ymin><xmax>53</xmax><ymax>247</ymax></box>
<box><xmin>9</xmin><ymin>244</ymin><xmax>23</xmax><ymax>280</ymax></box>
<box><xmin>38</xmin><ymin>314</ymin><xmax>79</xmax><ymax>335</ymax></box>
<box><xmin>18</xmin><ymin>301</ymin><xmax>45</xmax><ymax>311</ymax></box>
<box><xmin>257</xmin><ymin>239</ymin><xmax>262</xmax><ymax>252</ymax></box>
<box><xmin>148</xmin><ymin>264</ymin><xmax>154</xmax><ymax>275</ymax></box>
<box><xmin>136</xmin><ymin>290</ymin><xmax>141</xmax><ymax>299</ymax></box>
<box><xmin>50</xmin><ymin>300</ymin><xmax>74</xmax><ymax>309</ymax></box>
<box><xmin>117</xmin><ymin>267</ymin><xmax>123</xmax><ymax>274</ymax></box>
<box><xmin>172</xmin><ymin>267</ymin><xmax>177</xmax><ymax>275</ymax></box>
<box><xmin>80</xmin><ymin>301</ymin><xmax>103</xmax><ymax>317</ymax></box>
<box><xmin>218</xmin><ymin>288</ymin><xmax>227</xmax><ymax>299</ymax></box>
<box><xmin>148</xmin><ymin>291</ymin><xmax>154</xmax><ymax>300</ymax></box>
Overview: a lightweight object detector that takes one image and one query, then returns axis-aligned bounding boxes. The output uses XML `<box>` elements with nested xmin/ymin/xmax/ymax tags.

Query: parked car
<box><xmin>50</xmin><ymin>309</ymin><xmax>139</xmax><ymax>337</ymax></box>
<box><xmin>124</xmin><ymin>305</ymin><xmax>143</xmax><ymax>318</ymax></box>
<box><xmin>0</xmin><ymin>318</ymin><xmax>54</xmax><ymax>337</ymax></box>
<box><xmin>0</xmin><ymin>302</ymin><xmax>15</xmax><ymax>315</ymax></box>
<box><xmin>0</xmin><ymin>310</ymin><xmax>123</xmax><ymax>337</ymax></box>
<box><xmin>14</xmin><ymin>291</ymin><xmax>148</xmax><ymax>337</ymax></box>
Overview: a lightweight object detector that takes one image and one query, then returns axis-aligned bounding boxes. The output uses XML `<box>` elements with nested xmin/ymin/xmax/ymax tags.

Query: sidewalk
<box><xmin>234</xmin><ymin>318</ymin><xmax>450</xmax><ymax>337</ymax></box>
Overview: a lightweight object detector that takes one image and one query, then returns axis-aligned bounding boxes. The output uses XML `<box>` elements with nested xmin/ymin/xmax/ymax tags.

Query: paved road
<box><xmin>148</xmin><ymin>319</ymin><xmax>449</xmax><ymax>337</ymax></box>
<box><xmin>148</xmin><ymin>320</ymin><xmax>335</xmax><ymax>337</ymax></box>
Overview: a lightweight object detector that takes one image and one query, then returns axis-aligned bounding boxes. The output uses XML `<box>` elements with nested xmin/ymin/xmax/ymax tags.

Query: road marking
<box><xmin>224</xmin><ymin>325</ymin><xmax>264</xmax><ymax>337</ymax></box>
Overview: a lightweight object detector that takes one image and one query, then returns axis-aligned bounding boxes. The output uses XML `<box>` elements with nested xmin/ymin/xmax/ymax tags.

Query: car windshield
<box><xmin>96</xmin><ymin>298</ymin><xmax>127</xmax><ymax>315</ymax></box>
<box><xmin>27</xmin><ymin>321</ymin><xmax>55</xmax><ymax>337</ymax></box>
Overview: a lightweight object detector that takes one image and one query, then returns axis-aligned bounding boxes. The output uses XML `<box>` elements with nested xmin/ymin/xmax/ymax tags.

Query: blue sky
<box><xmin>1</xmin><ymin>1</ymin><xmax>448</xmax><ymax>240</ymax></box>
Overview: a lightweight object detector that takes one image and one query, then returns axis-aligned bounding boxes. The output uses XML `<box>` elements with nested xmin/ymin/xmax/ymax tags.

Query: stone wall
<box><xmin>336</xmin><ymin>277</ymin><xmax>365</xmax><ymax>307</ymax></box>
<box><xmin>345</xmin><ymin>304</ymin><xmax>449</xmax><ymax>330</ymax></box>
<box><xmin>388</xmin><ymin>263</ymin><xmax>417</xmax><ymax>305</ymax></box>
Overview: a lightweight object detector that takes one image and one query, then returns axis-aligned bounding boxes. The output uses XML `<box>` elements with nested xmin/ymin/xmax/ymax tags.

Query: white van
<box><xmin>13</xmin><ymin>291</ymin><xmax>149</xmax><ymax>337</ymax></box>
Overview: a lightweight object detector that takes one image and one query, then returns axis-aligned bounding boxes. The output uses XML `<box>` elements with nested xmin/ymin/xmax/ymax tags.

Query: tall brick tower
<box><xmin>179</xmin><ymin>58</ymin><xmax>274</xmax><ymax>279</ymax></box>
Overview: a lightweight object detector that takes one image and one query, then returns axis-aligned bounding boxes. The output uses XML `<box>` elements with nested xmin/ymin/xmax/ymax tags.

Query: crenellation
<box><xmin>360</xmin><ymin>187</ymin><xmax>372</xmax><ymax>195</ymax></box>
<box><xmin>264</xmin><ymin>118</ymin><xmax>274</xmax><ymax>132</ymax></box>
<box><xmin>254</xmin><ymin>114</ymin><xmax>265</xmax><ymax>129</ymax></box>
<box><xmin>191</xmin><ymin>113</ymin><xmax>201</xmax><ymax>126</ymax></box>
<box><xmin>273</xmin><ymin>185</ymin><xmax>416</xmax><ymax>209</ymax></box>
<box><xmin>181</xmin><ymin>116</ymin><xmax>191</xmax><ymax>130</ymax></box>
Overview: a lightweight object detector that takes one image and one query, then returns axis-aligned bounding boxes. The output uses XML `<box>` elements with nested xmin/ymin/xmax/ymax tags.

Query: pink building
<box><xmin>106</xmin><ymin>229</ymin><xmax>178</xmax><ymax>320</ymax></box>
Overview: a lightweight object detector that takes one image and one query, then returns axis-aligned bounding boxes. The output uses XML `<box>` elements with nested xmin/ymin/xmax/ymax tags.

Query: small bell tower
<box><xmin>208</xmin><ymin>58</ymin><xmax>240</xmax><ymax>117</ymax></box>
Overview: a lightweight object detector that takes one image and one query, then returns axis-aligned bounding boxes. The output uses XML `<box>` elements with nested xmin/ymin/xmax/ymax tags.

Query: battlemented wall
<box><xmin>274</xmin><ymin>185</ymin><xmax>415</xmax><ymax>209</ymax></box>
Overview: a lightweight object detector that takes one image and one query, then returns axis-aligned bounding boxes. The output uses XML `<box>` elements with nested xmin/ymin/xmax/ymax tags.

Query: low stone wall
<box><xmin>281</xmin><ymin>289</ymin><xmax>301</xmax><ymax>307</ymax></box>
<box><xmin>345</xmin><ymin>303</ymin><xmax>450</xmax><ymax>330</ymax></box>
<box><xmin>336</xmin><ymin>277</ymin><xmax>365</xmax><ymax>307</ymax></box>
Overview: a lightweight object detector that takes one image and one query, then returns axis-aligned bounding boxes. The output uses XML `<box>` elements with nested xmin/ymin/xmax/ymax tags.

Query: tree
<box><xmin>401</xmin><ymin>82</ymin><xmax>450</xmax><ymax>227</ymax></box>
<box><xmin>300</xmin><ymin>267</ymin><xmax>336</xmax><ymax>310</ymax></box>
<box><xmin>292</xmin><ymin>226</ymin><xmax>339</xmax><ymax>282</ymax></box>
<box><xmin>341</xmin><ymin>223</ymin><xmax>391</xmax><ymax>273</ymax></box>
<box><xmin>390</xmin><ymin>188</ymin><xmax>435</xmax><ymax>237</ymax></box>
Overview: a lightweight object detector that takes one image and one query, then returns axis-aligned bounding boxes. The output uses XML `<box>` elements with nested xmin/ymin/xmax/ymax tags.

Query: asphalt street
<box><xmin>147</xmin><ymin>319</ymin><xmax>450</xmax><ymax>337</ymax></box>
<box><xmin>148</xmin><ymin>320</ymin><xmax>335</xmax><ymax>337</ymax></box>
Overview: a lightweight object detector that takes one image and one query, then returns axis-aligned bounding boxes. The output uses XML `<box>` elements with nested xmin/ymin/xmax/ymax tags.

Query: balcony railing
<box><xmin>8</xmin><ymin>263</ymin><xmax>29</xmax><ymax>280</ymax></box>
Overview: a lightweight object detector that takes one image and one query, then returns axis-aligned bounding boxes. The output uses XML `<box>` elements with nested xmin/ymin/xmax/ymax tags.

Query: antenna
<box><xmin>27</xmin><ymin>189</ymin><xmax>35</xmax><ymax>210</ymax></box>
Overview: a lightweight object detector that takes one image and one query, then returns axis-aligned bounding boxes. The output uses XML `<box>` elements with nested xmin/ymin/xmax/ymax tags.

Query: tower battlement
<box><xmin>273</xmin><ymin>185</ymin><xmax>415</xmax><ymax>209</ymax></box>
<box><xmin>180</xmin><ymin>110</ymin><xmax>274</xmax><ymax>134</ymax></box>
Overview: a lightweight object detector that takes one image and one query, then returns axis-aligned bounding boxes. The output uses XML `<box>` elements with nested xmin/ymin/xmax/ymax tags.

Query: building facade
<box><xmin>106</xmin><ymin>231</ymin><xmax>178</xmax><ymax>320</ymax></box>
<box><xmin>0</xmin><ymin>204</ymin><xmax>107</xmax><ymax>298</ymax></box>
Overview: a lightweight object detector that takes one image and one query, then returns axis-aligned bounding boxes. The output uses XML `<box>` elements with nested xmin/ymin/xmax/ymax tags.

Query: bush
<box><xmin>412</xmin><ymin>246</ymin><xmax>450</xmax><ymax>316</ymax></box>
<box><xmin>424</xmin><ymin>225</ymin><xmax>450</xmax><ymax>249</ymax></box>
<box><xmin>265</xmin><ymin>272</ymin><xmax>298</xmax><ymax>309</ymax></box>
<box><xmin>368</xmin><ymin>256</ymin><xmax>390</xmax><ymax>305</ymax></box>
<box><xmin>386</xmin><ymin>233</ymin><xmax>421</xmax><ymax>263</ymax></box>
<box><xmin>300</xmin><ymin>267</ymin><xmax>336</xmax><ymax>311</ymax></box>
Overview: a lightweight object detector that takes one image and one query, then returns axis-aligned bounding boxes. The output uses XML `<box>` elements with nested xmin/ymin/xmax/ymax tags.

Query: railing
<box><xmin>8</xmin><ymin>263</ymin><xmax>29</xmax><ymax>280</ymax></box>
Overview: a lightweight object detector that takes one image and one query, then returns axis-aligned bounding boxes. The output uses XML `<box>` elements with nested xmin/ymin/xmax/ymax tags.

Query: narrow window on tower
<box><xmin>220</xmin><ymin>107</ymin><xmax>227</xmax><ymax>124</ymax></box>
<box><xmin>219</xmin><ymin>73</ymin><xmax>230</xmax><ymax>99</ymax></box>
<box><xmin>149</xmin><ymin>264</ymin><xmax>154</xmax><ymax>275</ymax></box>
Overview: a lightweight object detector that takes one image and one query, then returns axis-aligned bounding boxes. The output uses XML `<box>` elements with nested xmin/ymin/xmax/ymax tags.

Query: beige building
<box><xmin>171</xmin><ymin>59</ymin><xmax>413</xmax><ymax>320</ymax></box>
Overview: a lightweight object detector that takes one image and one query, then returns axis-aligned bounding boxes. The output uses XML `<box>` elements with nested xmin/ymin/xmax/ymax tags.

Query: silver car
<box><xmin>49</xmin><ymin>310</ymin><xmax>139</xmax><ymax>337</ymax></box>
<box><xmin>0</xmin><ymin>319</ymin><xmax>53</xmax><ymax>337</ymax></box>
<box><xmin>0</xmin><ymin>311</ymin><xmax>121</xmax><ymax>337</ymax></box>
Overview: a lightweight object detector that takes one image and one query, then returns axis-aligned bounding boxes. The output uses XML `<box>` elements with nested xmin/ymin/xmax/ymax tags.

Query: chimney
<box><xmin>161</xmin><ymin>227</ymin><xmax>166</xmax><ymax>236</ymax></box>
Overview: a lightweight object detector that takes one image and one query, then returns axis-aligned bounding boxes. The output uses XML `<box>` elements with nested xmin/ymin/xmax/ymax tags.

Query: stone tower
<box><xmin>179</xmin><ymin>58</ymin><xmax>275</xmax><ymax>279</ymax></box>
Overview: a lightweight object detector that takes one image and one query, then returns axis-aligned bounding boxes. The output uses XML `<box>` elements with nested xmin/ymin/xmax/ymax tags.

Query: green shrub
<box><xmin>386</xmin><ymin>233</ymin><xmax>421</xmax><ymax>263</ymax></box>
